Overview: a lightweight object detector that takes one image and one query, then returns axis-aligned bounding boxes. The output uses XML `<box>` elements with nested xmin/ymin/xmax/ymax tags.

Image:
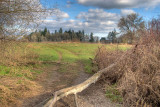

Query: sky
<box><xmin>40</xmin><ymin>0</ymin><xmax>160</xmax><ymax>37</ymax></box>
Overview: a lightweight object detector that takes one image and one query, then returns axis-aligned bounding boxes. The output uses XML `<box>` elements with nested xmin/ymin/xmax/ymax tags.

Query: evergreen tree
<box><xmin>55</xmin><ymin>30</ymin><xmax>57</xmax><ymax>34</ymax></box>
<box><xmin>28</xmin><ymin>28</ymin><xmax>96</xmax><ymax>43</ymax></box>
<box><xmin>89</xmin><ymin>32</ymin><xmax>94</xmax><ymax>42</ymax></box>
<box><xmin>59</xmin><ymin>28</ymin><xmax>63</xmax><ymax>34</ymax></box>
<box><xmin>107</xmin><ymin>29</ymin><xmax>117</xmax><ymax>43</ymax></box>
<box><xmin>42</xmin><ymin>27</ymin><xmax>47</xmax><ymax>36</ymax></box>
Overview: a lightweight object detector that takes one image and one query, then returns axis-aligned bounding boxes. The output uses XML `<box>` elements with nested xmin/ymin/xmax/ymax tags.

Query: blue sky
<box><xmin>40</xmin><ymin>0</ymin><xmax>160</xmax><ymax>37</ymax></box>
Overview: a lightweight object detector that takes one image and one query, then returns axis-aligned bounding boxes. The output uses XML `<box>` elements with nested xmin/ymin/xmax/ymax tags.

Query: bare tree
<box><xmin>0</xmin><ymin>0</ymin><xmax>50</xmax><ymax>40</ymax></box>
<box><xmin>118</xmin><ymin>13</ymin><xmax>145</xmax><ymax>43</ymax></box>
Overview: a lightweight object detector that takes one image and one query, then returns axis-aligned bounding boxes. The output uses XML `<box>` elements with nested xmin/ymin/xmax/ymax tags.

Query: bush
<box><xmin>94</xmin><ymin>26</ymin><xmax>160</xmax><ymax>106</ymax></box>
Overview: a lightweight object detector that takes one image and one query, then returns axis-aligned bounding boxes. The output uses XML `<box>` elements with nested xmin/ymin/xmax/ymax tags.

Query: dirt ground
<box><xmin>20</xmin><ymin>62</ymin><xmax>121</xmax><ymax>107</ymax></box>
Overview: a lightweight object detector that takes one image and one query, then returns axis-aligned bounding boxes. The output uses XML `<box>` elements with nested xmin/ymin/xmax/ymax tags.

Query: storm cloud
<box><xmin>77</xmin><ymin>0</ymin><xmax>160</xmax><ymax>9</ymax></box>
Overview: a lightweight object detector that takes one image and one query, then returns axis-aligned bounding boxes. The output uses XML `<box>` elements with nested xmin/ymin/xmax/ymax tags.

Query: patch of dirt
<box><xmin>53</xmin><ymin>63</ymin><xmax>121</xmax><ymax>107</ymax></box>
<box><xmin>21</xmin><ymin>65</ymin><xmax>60</xmax><ymax>107</ymax></box>
<box><xmin>20</xmin><ymin>62</ymin><xmax>121</xmax><ymax>107</ymax></box>
<box><xmin>21</xmin><ymin>62</ymin><xmax>79</xmax><ymax>107</ymax></box>
<box><xmin>77</xmin><ymin>83</ymin><xmax>122</xmax><ymax>107</ymax></box>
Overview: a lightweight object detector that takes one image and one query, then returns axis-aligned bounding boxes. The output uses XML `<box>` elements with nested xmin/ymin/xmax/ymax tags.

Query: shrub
<box><xmin>94</xmin><ymin>23</ymin><xmax>160</xmax><ymax>106</ymax></box>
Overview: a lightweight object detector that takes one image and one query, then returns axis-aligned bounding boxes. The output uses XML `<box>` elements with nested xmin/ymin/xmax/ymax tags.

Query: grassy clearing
<box><xmin>38</xmin><ymin>43</ymin><xmax>131</xmax><ymax>73</ymax></box>
<box><xmin>0</xmin><ymin>42</ymin><xmax>131</xmax><ymax>106</ymax></box>
<box><xmin>0</xmin><ymin>42</ymin><xmax>131</xmax><ymax>80</ymax></box>
<box><xmin>0</xmin><ymin>42</ymin><xmax>131</xmax><ymax>76</ymax></box>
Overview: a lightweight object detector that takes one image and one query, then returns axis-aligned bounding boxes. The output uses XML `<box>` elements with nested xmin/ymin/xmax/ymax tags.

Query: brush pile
<box><xmin>94</xmin><ymin>19</ymin><xmax>160</xmax><ymax>106</ymax></box>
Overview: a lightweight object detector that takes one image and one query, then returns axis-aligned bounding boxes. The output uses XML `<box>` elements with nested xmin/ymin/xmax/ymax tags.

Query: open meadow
<box><xmin>0</xmin><ymin>42</ymin><xmax>131</xmax><ymax>107</ymax></box>
<box><xmin>2</xmin><ymin>0</ymin><xmax>160</xmax><ymax>106</ymax></box>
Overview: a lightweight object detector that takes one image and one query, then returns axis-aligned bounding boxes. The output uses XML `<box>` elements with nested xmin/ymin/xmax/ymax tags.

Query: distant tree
<box><xmin>82</xmin><ymin>30</ymin><xmax>85</xmax><ymax>35</ymax></box>
<box><xmin>28</xmin><ymin>28</ymin><xmax>96</xmax><ymax>43</ymax></box>
<box><xmin>100</xmin><ymin>37</ymin><xmax>106</xmax><ymax>43</ymax></box>
<box><xmin>118</xmin><ymin>13</ymin><xmax>145</xmax><ymax>43</ymax></box>
<box><xmin>89</xmin><ymin>32</ymin><xmax>94</xmax><ymax>42</ymax></box>
<box><xmin>36</xmin><ymin>32</ymin><xmax>42</xmax><ymax>42</ymax></box>
<box><xmin>55</xmin><ymin>30</ymin><xmax>57</xmax><ymax>34</ymax></box>
<box><xmin>68</xmin><ymin>29</ymin><xmax>72</xmax><ymax>40</ymax></box>
<box><xmin>45</xmin><ymin>31</ymin><xmax>51</xmax><ymax>41</ymax></box>
<box><xmin>42</xmin><ymin>27</ymin><xmax>48</xmax><ymax>37</ymax></box>
<box><xmin>59</xmin><ymin>28</ymin><xmax>63</xmax><ymax>34</ymax></box>
<box><xmin>107</xmin><ymin>29</ymin><xmax>118</xmax><ymax>43</ymax></box>
<box><xmin>94</xmin><ymin>36</ymin><xmax>99</xmax><ymax>43</ymax></box>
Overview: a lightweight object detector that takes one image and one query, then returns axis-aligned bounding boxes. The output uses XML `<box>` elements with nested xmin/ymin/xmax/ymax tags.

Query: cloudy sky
<box><xmin>40</xmin><ymin>0</ymin><xmax>160</xmax><ymax>37</ymax></box>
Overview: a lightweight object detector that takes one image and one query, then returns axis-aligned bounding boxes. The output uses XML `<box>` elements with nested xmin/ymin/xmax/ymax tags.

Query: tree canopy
<box><xmin>118</xmin><ymin>13</ymin><xmax>145</xmax><ymax>43</ymax></box>
<box><xmin>27</xmin><ymin>28</ymin><xmax>97</xmax><ymax>43</ymax></box>
<box><xmin>107</xmin><ymin>29</ymin><xmax>118</xmax><ymax>43</ymax></box>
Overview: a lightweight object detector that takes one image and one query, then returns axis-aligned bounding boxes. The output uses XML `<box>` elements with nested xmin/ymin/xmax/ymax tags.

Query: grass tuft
<box><xmin>106</xmin><ymin>84</ymin><xmax>123</xmax><ymax>103</ymax></box>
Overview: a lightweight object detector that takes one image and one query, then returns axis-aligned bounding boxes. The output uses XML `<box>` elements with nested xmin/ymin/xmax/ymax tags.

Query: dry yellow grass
<box><xmin>94</xmin><ymin>35</ymin><xmax>160</xmax><ymax>106</ymax></box>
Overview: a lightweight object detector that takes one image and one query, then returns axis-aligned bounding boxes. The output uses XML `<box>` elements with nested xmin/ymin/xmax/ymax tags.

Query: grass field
<box><xmin>0</xmin><ymin>42</ymin><xmax>131</xmax><ymax>76</ymax></box>
<box><xmin>33</xmin><ymin>42</ymin><xmax>131</xmax><ymax>72</ymax></box>
<box><xmin>0</xmin><ymin>42</ymin><xmax>131</xmax><ymax>106</ymax></box>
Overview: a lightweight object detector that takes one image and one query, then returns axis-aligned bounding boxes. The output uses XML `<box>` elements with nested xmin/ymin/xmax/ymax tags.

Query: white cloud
<box><xmin>76</xmin><ymin>9</ymin><xmax>119</xmax><ymax>34</ymax></box>
<box><xmin>53</xmin><ymin>9</ymin><xmax>69</xmax><ymax>19</ymax></box>
<box><xmin>40</xmin><ymin>9</ymin><xmax>120</xmax><ymax>37</ymax></box>
<box><xmin>77</xmin><ymin>0</ymin><xmax>160</xmax><ymax>9</ymax></box>
<box><xmin>121</xmin><ymin>9</ymin><xmax>136</xmax><ymax>16</ymax></box>
<box><xmin>44</xmin><ymin>9</ymin><xmax>69</xmax><ymax>21</ymax></box>
<box><xmin>77</xmin><ymin>9</ymin><xmax>119</xmax><ymax>22</ymax></box>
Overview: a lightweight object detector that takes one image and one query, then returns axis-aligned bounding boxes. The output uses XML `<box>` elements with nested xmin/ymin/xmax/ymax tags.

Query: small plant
<box><xmin>0</xmin><ymin>65</ymin><xmax>10</xmax><ymax>75</ymax></box>
<box><xmin>106</xmin><ymin>84</ymin><xmax>123</xmax><ymax>103</ymax></box>
<box><xmin>85</xmin><ymin>65</ymin><xmax>92</xmax><ymax>73</ymax></box>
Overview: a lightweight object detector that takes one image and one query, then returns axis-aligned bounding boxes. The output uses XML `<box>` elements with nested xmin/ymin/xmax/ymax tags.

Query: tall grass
<box><xmin>0</xmin><ymin>41</ymin><xmax>40</xmax><ymax>106</ymax></box>
<box><xmin>0</xmin><ymin>41</ymin><xmax>38</xmax><ymax>66</ymax></box>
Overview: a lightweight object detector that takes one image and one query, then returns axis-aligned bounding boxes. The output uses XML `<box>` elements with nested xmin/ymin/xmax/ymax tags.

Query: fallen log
<box><xmin>43</xmin><ymin>63</ymin><xmax>116</xmax><ymax>107</ymax></box>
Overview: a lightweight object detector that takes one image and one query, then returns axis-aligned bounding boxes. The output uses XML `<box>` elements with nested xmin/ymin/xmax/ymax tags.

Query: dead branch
<box><xmin>43</xmin><ymin>63</ymin><xmax>116</xmax><ymax>107</ymax></box>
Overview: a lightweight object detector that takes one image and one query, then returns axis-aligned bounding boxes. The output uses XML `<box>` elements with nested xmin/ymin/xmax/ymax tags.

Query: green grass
<box><xmin>0</xmin><ymin>42</ymin><xmax>130</xmax><ymax>106</ymax></box>
<box><xmin>0</xmin><ymin>42</ymin><xmax>131</xmax><ymax>78</ymax></box>
<box><xmin>0</xmin><ymin>65</ymin><xmax>10</xmax><ymax>75</ymax></box>
<box><xmin>33</xmin><ymin>43</ymin><xmax>59</xmax><ymax>61</ymax></box>
<box><xmin>106</xmin><ymin>84</ymin><xmax>123</xmax><ymax>103</ymax></box>
<box><xmin>24</xmin><ymin>43</ymin><xmax>131</xmax><ymax>73</ymax></box>
<box><xmin>47</xmin><ymin>43</ymin><xmax>131</xmax><ymax>73</ymax></box>
<box><xmin>31</xmin><ymin>69</ymin><xmax>43</xmax><ymax>74</ymax></box>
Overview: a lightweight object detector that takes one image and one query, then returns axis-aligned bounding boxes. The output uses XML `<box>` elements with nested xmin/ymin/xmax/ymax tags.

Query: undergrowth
<box><xmin>94</xmin><ymin>19</ymin><xmax>160</xmax><ymax>107</ymax></box>
<box><xmin>106</xmin><ymin>84</ymin><xmax>123</xmax><ymax>103</ymax></box>
<box><xmin>0</xmin><ymin>41</ymin><xmax>42</xmax><ymax>106</ymax></box>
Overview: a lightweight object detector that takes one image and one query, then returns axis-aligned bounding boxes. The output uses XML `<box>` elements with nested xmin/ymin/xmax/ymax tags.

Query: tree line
<box><xmin>26</xmin><ymin>13</ymin><xmax>149</xmax><ymax>44</ymax></box>
<box><xmin>0</xmin><ymin>0</ymin><xmax>156</xmax><ymax>45</ymax></box>
<box><xmin>26</xmin><ymin>13</ymin><xmax>152</xmax><ymax>44</ymax></box>
<box><xmin>27</xmin><ymin>27</ymin><xmax>99</xmax><ymax>43</ymax></box>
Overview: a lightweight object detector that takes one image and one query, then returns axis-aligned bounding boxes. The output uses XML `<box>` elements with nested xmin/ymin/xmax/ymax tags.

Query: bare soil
<box><xmin>20</xmin><ymin>62</ymin><xmax>121</xmax><ymax>107</ymax></box>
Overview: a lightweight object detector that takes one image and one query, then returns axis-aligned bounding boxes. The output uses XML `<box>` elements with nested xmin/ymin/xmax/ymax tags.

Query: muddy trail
<box><xmin>21</xmin><ymin>61</ymin><xmax>121</xmax><ymax>107</ymax></box>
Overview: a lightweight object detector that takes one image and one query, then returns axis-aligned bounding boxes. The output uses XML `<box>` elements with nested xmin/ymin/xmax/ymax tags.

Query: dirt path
<box><xmin>74</xmin><ymin>80</ymin><xmax>121</xmax><ymax>107</ymax></box>
<box><xmin>56</xmin><ymin>63</ymin><xmax>121</xmax><ymax>107</ymax></box>
<box><xmin>21</xmin><ymin>61</ymin><xmax>121</xmax><ymax>107</ymax></box>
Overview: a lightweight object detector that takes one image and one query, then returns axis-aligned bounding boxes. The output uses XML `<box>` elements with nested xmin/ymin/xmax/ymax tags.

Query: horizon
<box><xmin>39</xmin><ymin>0</ymin><xmax>160</xmax><ymax>37</ymax></box>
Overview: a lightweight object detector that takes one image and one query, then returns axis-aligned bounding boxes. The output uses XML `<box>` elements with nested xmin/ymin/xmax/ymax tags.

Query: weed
<box><xmin>0</xmin><ymin>65</ymin><xmax>10</xmax><ymax>75</ymax></box>
<box><xmin>106</xmin><ymin>84</ymin><xmax>123</xmax><ymax>103</ymax></box>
